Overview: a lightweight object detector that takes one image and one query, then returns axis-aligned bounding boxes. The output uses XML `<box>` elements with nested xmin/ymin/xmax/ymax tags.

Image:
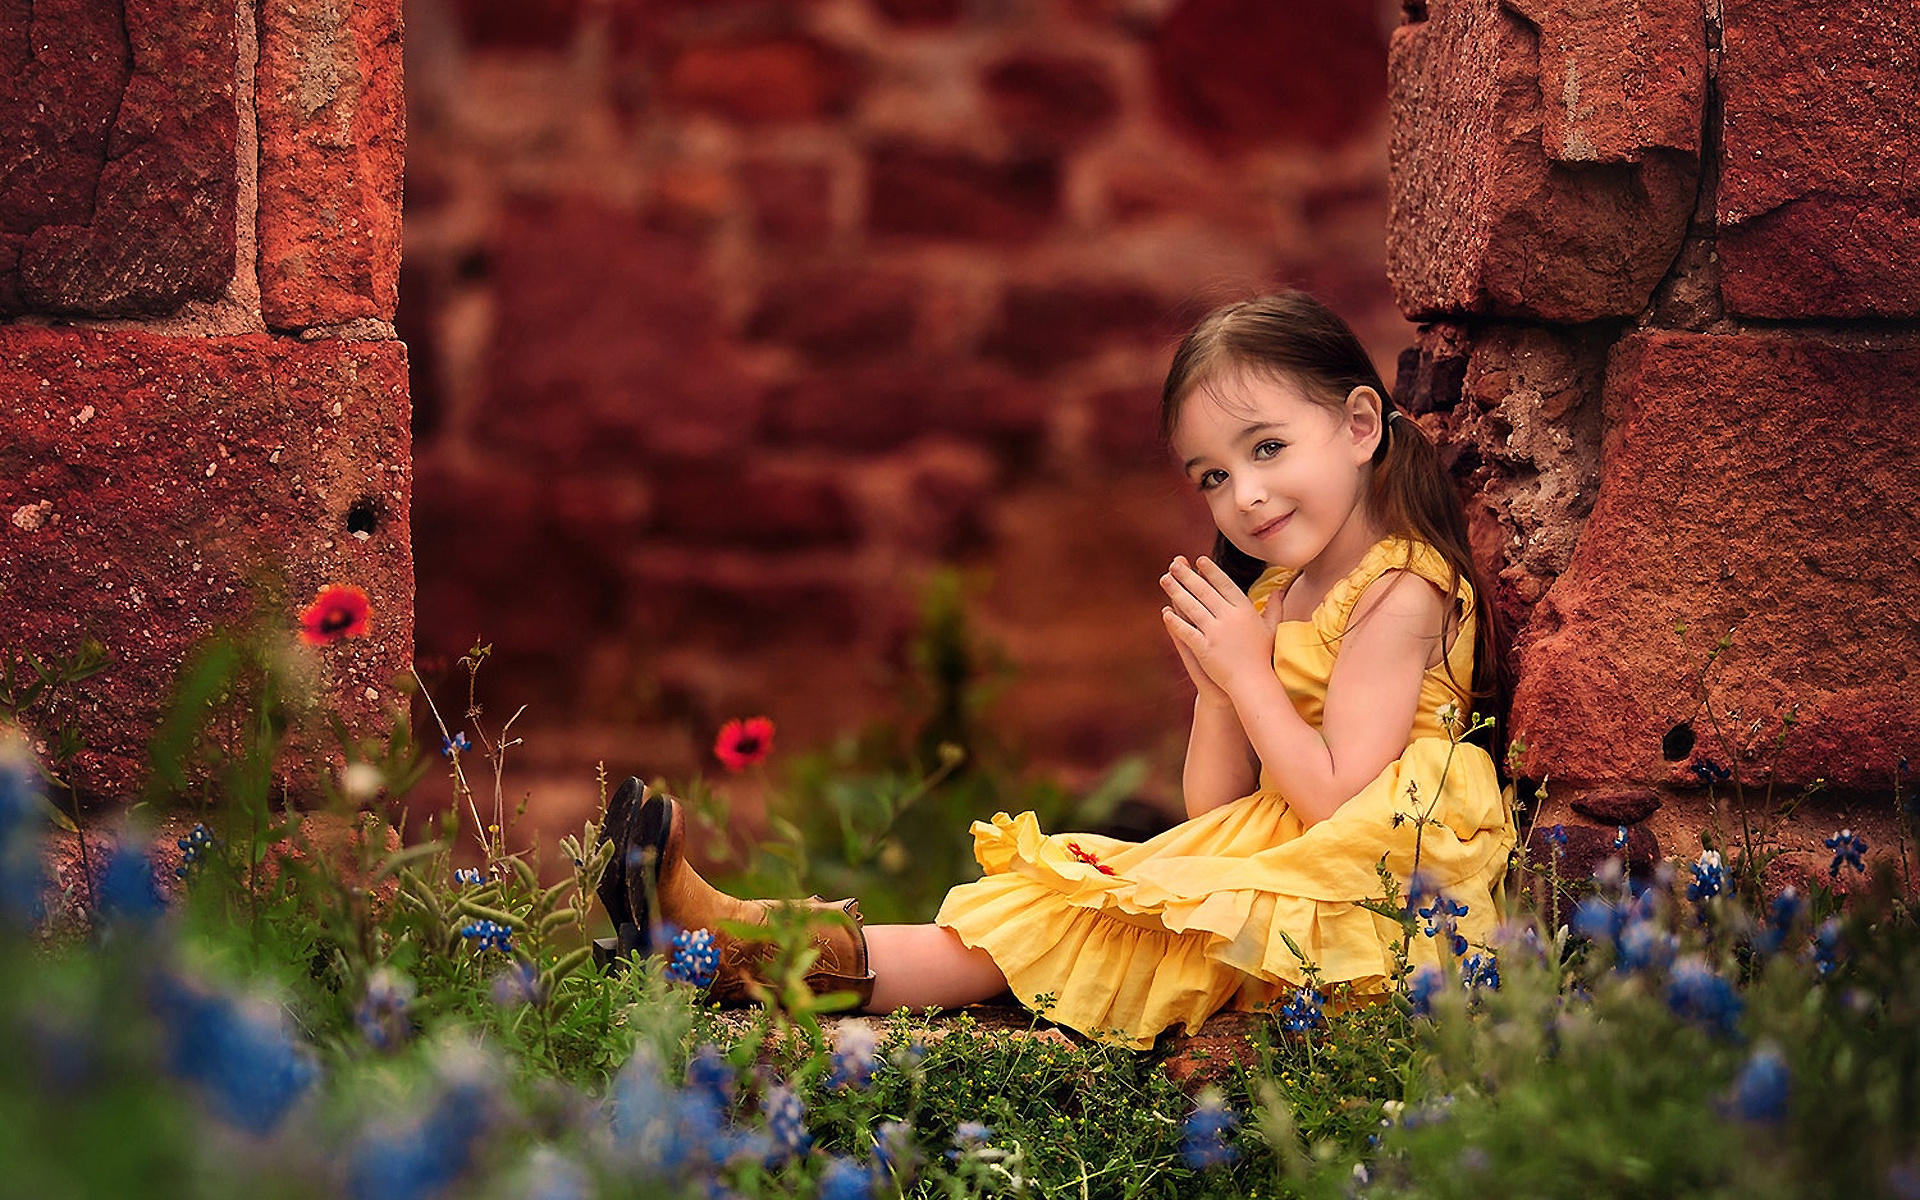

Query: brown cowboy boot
<box><xmin>626</xmin><ymin>785</ymin><xmax>876</xmax><ymax>1008</ymax></box>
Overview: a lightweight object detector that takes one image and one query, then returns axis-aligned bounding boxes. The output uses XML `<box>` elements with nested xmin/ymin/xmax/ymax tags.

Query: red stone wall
<box><xmin>1391</xmin><ymin>0</ymin><xmax>1919</xmax><ymax>803</ymax></box>
<box><xmin>0</xmin><ymin>0</ymin><xmax>409</xmax><ymax>802</ymax></box>
<box><xmin>401</xmin><ymin>0</ymin><xmax>1412</xmax><ymax>820</ymax></box>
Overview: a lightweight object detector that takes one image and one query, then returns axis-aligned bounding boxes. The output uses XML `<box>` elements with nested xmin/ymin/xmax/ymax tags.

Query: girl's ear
<box><xmin>1345</xmin><ymin>385</ymin><xmax>1385</xmax><ymax>461</ymax></box>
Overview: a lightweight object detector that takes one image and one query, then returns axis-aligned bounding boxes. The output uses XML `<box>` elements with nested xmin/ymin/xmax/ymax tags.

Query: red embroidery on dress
<box><xmin>1066</xmin><ymin>840</ymin><xmax>1117</xmax><ymax>876</ymax></box>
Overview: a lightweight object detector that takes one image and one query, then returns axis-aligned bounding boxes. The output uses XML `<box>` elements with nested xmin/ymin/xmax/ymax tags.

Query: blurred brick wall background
<box><xmin>399</xmin><ymin>0</ymin><xmax>1414</xmax><ymax>831</ymax></box>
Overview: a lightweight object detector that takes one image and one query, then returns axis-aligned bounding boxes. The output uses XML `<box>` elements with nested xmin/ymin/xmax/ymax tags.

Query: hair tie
<box><xmin>1386</xmin><ymin>410</ymin><xmax>1404</xmax><ymax>424</ymax></box>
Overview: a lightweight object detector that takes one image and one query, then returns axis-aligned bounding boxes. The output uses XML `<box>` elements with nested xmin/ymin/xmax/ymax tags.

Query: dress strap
<box><xmin>1317</xmin><ymin>538</ymin><xmax>1469</xmax><ymax>635</ymax></box>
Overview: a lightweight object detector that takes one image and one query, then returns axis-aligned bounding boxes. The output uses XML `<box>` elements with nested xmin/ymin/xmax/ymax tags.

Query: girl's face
<box><xmin>1170</xmin><ymin>369</ymin><xmax>1384</xmax><ymax>579</ymax></box>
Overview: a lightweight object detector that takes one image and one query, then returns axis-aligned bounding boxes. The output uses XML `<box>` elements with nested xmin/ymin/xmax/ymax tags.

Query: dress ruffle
<box><xmin>936</xmin><ymin>737</ymin><xmax>1512</xmax><ymax>1048</ymax></box>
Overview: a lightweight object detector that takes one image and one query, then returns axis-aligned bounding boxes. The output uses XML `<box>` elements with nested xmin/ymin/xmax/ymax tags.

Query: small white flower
<box><xmin>339</xmin><ymin>761</ymin><xmax>384</xmax><ymax>801</ymax></box>
<box><xmin>1436</xmin><ymin>702</ymin><xmax>1461</xmax><ymax>733</ymax></box>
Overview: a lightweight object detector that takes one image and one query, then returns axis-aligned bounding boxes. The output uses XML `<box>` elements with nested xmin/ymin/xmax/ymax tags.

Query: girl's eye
<box><xmin>1252</xmin><ymin>439</ymin><xmax>1286</xmax><ymax>460</ymax></box>
<box><xmin>1196</xmin><ymin>468</ymin><xmax>1227</xmax><ymax>491</ymax></box>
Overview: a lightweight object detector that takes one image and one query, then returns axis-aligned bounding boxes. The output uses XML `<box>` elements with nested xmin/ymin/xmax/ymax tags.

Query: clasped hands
<box><xmin>1160</xmin><ymin>555</ymin><xmax>1278</xmax><ymax>705</ymax></box>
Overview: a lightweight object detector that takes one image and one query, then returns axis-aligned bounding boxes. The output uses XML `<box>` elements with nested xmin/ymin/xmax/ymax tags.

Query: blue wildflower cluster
<box><xmin>441</xmin><ymin>731</ymin><xmax>471</xmax><ymax>757</ymax></box>
<box><xmin>1613</xmin><ymin>826</ymin><xmax>1630</xmax><ymax>851</ymax></box>
<box><xmin>0</xmin><ymin>750</ymin><xmax>47</xmax><ymax>927</ymax></box>
<box><xmin>1279</xmin><ymin>986</ymin><xmax>1325</xmax><ymax>1033</ymax></box>
<box><xmin>355</xmin><ymin>969</ymin><xmax>415</xmax><ymax>1052</ymax></box>
<box><xmin>1407</xmin><ymin>966</ymin><xmax>1444</xmax><ymax>1018</ymax></box>
<box><xmin>1692</xmin><ymin>759</ymin><xmax>1732</xmax><ymax>786</ymax></box>
<box><xmin>1725</xmin><ymin>1044</ymin><xmax>1791</xmax><ymax>1124</ymax></box>
<box><xmin>1418</xmin><ymin>894</ymin><xmax>1470</xmax><ymax>957</ymax></box>
<box><xmin>1461</xmin><ymin>951</ymin><xmax>1500</xmax><ymax>993</ymax></box>
<box><xmin>460</xmin><ymin>919</ymin><xmax>513</xmax><ymax>953</ymax></box>
<box><xmin>147</xmin><ymin>971</ymin><xmax>322</xmax><ymax>1135</ymax></box>
<box><xmin>1543</xmin><ymin>823</ymin><xmax>1568</xmax><ymax>856</ymax></box>
<box><xmin>1824</xmin><ymin>828</ymin><xmax>1867</xmax><ymax>878</ymax></box>
<box><xmin>99</xmin><ymin>840</ymin><xmax>166</xmax><ymax>924</ymax></box>
<box><xmin>827</xmin><ymin>1021</ymin><xmax>879</xmax><ymax>1090</ymax></box>
<box><xmin>1811</xmin><ymin>917</ymin><xmax>1844</xmax><ymax>976</ymax></box>
<box><xmin>174</xmin><ymin>823</ymin><xmax>215</xmax><ymax>879</ymax></box>
<box><xmin>348</xmin><ymin>1073</ymin><xmax>496</xmax><ymax>1200</ymax></box>
<box><xmin>453</xmin><ymin>867</ymin><xmax>484</xmax><ymax>887</ymax></box>
<box><xmin>1665</xmin><ymin>956</ymin><xmax>1743</xmax><ymax>1036</ymax></box>
<box><xmin>1180</xmin><ymin>1089</ymin><xmax>1239</xmax><ymax>1170</ymax></box>
<box><xmin>665</xmin><ymin>926</ymin><xmax>719</xmax><ymax>988</ymax></box>
<box><xmin>1686</xmin><ymin>849</ymin><xmax>1726</xmax><ymax>902</ymax></box>
<box><xmin>1754</xmin><ymin>887</ymin><xmax>1803</xmax><ymax>955</ymax></box>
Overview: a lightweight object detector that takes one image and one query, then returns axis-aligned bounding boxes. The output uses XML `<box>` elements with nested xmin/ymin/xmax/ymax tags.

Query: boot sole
<box><xmin>626</xmin><ymin>790</ymin><xmax>678</xmax><ymax>953</ymax></box>
<box><xmin>594</xmin><ymin>776</ymin><xmax>645</xmax><ymax>931</ymax></box>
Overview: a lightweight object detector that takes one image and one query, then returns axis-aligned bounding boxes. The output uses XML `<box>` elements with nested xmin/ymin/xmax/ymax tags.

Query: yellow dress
<box><xmin>935</xmin><ymin>537</ymin><xmax>1515</xmax><ymax>1048</ymax></box>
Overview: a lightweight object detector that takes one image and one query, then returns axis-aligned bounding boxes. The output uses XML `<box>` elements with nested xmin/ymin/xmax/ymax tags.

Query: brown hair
<box><xmin>1159</xmin><ymin>291</ymin><xmax>1512</xmax><ymax>752</ymax></box>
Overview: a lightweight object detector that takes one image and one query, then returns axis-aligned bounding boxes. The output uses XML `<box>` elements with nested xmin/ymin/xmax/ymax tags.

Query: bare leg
<box><xmin>863</xmin><ymin>923</ymin><xmax>1008</xmax><ymax>1013</ymax></box>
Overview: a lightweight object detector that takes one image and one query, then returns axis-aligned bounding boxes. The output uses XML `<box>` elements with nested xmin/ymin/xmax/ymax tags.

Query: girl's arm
<box><xmin>1163</xmin><ymin>556</ymin><xmax>1445</xmax><ymax>826</ymax></box>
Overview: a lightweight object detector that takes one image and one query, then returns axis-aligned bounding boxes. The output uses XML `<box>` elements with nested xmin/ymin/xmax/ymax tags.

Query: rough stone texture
<box><xmin>1716</xmin><ymin>0</ymin><xmax>1920</xmax><ymax>318</ymax></box>
<box><xmin>0</xmin><ymin>330</ymin><xmax>412</xmax><ymax>803</ymax></box>
<box><xmin>1387</xmin><ymin>0</ymin><xmax>1705</xmax><ymax>321</ymax></box>
<box><xmin>0</xmin><ymin>0</ymin><xmax>237</xmax><ymax>316</ymax></box>
<box><xmin>866</xmin><ymin>143</ymin><xmax>1061</xmax><ymax>242</ymax></box>
<box><xmin>660</xmin><ymin>34</ymin><xmax>863</xmax><ymax>125</ymax></box>
<box><xmin>1510</xmin><ymin>331</ymin><xmax>1920</xmax><ymax>789</ymax></box>
<box><xmin>256</xmin><ymin>0</ymin><xmax>405</xmax><ymax>328</ymax></box>
<box><xmin>1397</xmin><ymin>321</ymin><xmax>1608</xmax><ymax>622</ymax></box>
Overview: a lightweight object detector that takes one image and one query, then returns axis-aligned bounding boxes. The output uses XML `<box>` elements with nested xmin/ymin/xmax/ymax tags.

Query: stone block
<box><xmin>866</xmin><ymin>142</ymin><xmax>1059</xmax><ymax>242</ymax></box>
<box><xmin>0</xmin><ymin>0</ymin><xmax>236</xmax><ymax>317</ymax></box>
<box><xmin>982</xmin><ymin>53</ymin><xmax>1119</xmax><ymax>151</ymax></box>
<box><xmin>1509</xmin><ymin>331</ymin><xmax>1920</xmax><ymax>789</ymax></box>
<box><xmin>1387</xmin><ymin>0</ymin><xmax>1704</xmax><ymax>321</ymax></box>
<box><xmin>256</xmin><ymin>0</ymin><xmax>404</xmax><ymax>328</ymax></box>
<box><xmin>646</xmin><ymin>459</ymin><xmax>859</xmax><ymax>549</ymax></box>
<box><xmin>739</xmin><ymin>158</ymin><xmax>834</xmax><ymax>243</ymax></box>
<box><xmin>764</xmin><ymin>361</ymin><xmax>1049</xmax><ymax>457</ymax></box>
<box><xmin>981</xmin><ymin>281</ymin><xmax>1174</xmax><ymax>376</ymax></box>
<box><xmin>1152</xmin><ymin>0</ymin><xmax>1389</xmax><ymax>154</ymax></box>
<box><xmin>746</xmin><ymin>266</ymin><xmax>919</xmax><ymax>364</ymax></box>
<box><xmin>472</xmin><ymin>200</ymin><xmax>762</xmax><ymax>464</ymax></box>
<box><xmin>661</xmin><ymin>34</ymin><xmax>861</xmax><ymax>124</ymax></box>
<box><xmin>447</xmin><ymin>0</ymin><xmax>585</xmax><ymax>50</ymax></box>
<box><xmin>1716</xmin><ymin>0</ymin><xmax>1920</xmax><ymax>317</ymax></box>
<box><xmin>0</xmin><ymin>329</ymin><xmax>412</xmax><ymax>803</ymax></box>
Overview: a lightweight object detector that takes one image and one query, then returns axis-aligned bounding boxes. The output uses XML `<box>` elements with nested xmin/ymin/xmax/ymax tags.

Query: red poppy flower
<box><xmin>299</xmin><ymin>584</ymin><xmax>372</xmax><ymax>645</ymax></box>
<box><xmin>1066</xmin><ymin>840</ymin><xmax>1117</xmax><ymax>876</ymax></box>
<box><xmin>713</xmin><ymin>716</ymin><xmax>775</xmax><ymax>773</ymax></box>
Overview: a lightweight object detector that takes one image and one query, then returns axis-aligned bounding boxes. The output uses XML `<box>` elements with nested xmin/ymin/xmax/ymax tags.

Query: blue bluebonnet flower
<box><xmin>1613</xmin><ymin>826</ymin><xmax>1630</xmax><ymax>851</ymax></box>
<box><xmin>1754</xmin><ymin>887</ymin><xmax>1803</xmax><ymax>955</ymax></box>
<box><xmin>347</xmin><ymin>1078</ymin><xmax>492</xmax><ymax>1200</ymax></box>
<box><xmin>1726</xmin><ymin>1044</ymin><xmax>1790</xmax><ymax>1123</ymax></box>
<box><xmin>1692</xmin><ymin>759</ymin><xmax>1732</xmax><ymax>786</ymax></box>
<box><xmin>760</xmin><ymin>1082</ymin><xmax>810</xmax><ymax>1161</ymax></box>
<box><xmin>666</xmin><ymin>927</ymin><xmax>719</xmax><ymax>989</ymax></box>
<box><xmin>174</xmin><ymin>824</ymin><xmax>215</xmax><ymax>879</ymax></box>
<box><xmin>685</xmin><ymin>1044</ymin><xmax>736</xmax><ymax>1106</ymax></box>
<box><xmin>0</xmin><ymin>751</ymin><xmax>48</xmax><ymax>927</ymax></box>
<box><xmin>460</xmin><ymin>919</ymin><xmax>512</xmax><ymax>953</ymax></box>
<box><xmin>951</xmin><ymin>1121</ymin><xmax>993</xmax><ymax>1152</ymax></box>
<box><xmin>441</xmin><ymin>731</ymin><xmax>471</xmax><ymax>757</ymax></box>
<box><xmin>148</xmin><ymin>972</ymin><xmax>321</xmax><ymax>1136</ymax></box>
<box><xmin>1279</xmin><ymin>986</ymin><xmax>1325</xmax><ymax>1032</ymax></box>
<box><xmin>1824</xmin><ymin>829</ymin><xmax>1868</xmax><ymax>878</ymax></box>
<box><xmin>98</xmin><ymin>839</ymin><xmax>166</xmax><ymax>924</ymax></box>
<box><xmin>1543</xmin><ymin>824</ymin><xmax>1568</xmax><ymax>856</ymax></box>
<box><xmin>872</xmin><ymin>1119</ymin><xmax>921</xmax><ymax>1188</ymax></box>
<box><xmin>1665</xmin><ymin>956</ymin><xmax>1743</xmax><ymax>1036</ymax></box>
<box><xmin>1462</xmin><ymin>951</ymin><xmax>1500</xmax><ymax>992</ymax></box>
<box><xmin>1810</xmin><ymin>917</ymin><xmax>1844</xmax><ymax>976</ymax></box>
<box><xmin>1180</xmin><ymin>1089</ymin><xmax>1238</xmax><ymax>1170</ymax></box>
<box><xmin>453</xmin><ymin>867</ymin><xmax>484</xmax><ymax>887</ymax></box>
<box><xmin>1418</xmin><ymin>895</ymin><xmax>1470</xmax><ymax>957</ymax></box>
<box><xmin>490</xmin><ymin>960</ymin><xmax>542</xmax><ymax>1008</ymax></box>
<box><xmin>612</xmin><ymin>1045</ymin><xmax>724</xmax><ymax>1175</ymax></box>
<box><xmin>1617</xmin><ymin>919</ymin><xmax>1677</xmax><ymax>974</ymax></box>
<box><xmin>1571</xmin><ymin>895</ymin><xmax>1625</xmax><ymax>946</ymax></box>
<box><xmin>828</xmin><ymin>1021</ymin><xmax>879</xmax><ymax>1090</ymax></box>
<box><xmin>1407</xmin><ymin>966</ymin><xmax>1443</xmax><ymax>1018</ymax></box>
<box><xmin>817</xmin><ymin>1156</ymin><xmax>873</xmax><ymax>1200</ymax></box>
<box><xmin>1686</xmin><ymin>849</ymin><xmax>1726</xmax><ymax>902</ymax></box>
<box><xmin>355</xmin><ymin>969</ymin><xmax>415</xmax><ymax>1051</ymax></box>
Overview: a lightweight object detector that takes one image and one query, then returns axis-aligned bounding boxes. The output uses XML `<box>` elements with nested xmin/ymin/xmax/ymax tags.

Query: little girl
<box><xmin>602</xmin><ymin>292</ymin><xmax>1515</xmax><ymax>1049</ymax></box>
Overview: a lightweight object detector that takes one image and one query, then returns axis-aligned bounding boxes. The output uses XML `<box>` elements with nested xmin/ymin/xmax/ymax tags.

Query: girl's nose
<box><xmin>1233</xmin><ymin>474</ymin><xmax>1266</xmax><ymax>510</ymax></box>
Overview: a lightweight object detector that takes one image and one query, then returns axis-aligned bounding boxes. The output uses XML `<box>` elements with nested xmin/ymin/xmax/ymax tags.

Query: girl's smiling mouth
<box><xmin>1251</xmin><ymin>513</ymin><xmax>1291</xmax><ymax>539</ymax></box>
